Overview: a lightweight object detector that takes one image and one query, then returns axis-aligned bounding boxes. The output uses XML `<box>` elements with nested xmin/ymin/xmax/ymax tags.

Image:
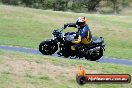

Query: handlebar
<box><xmin>60</xmin><ymin>25</ymin><xmax>69</xmax><ymax>32</ymax></box>
<box><xmin>60</xmin><ymin>27</ymin><xmax>65</xmax><ymax>32</ymax></box>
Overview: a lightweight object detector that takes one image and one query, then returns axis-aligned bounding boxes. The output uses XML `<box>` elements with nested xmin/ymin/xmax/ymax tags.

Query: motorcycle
<box><xmin>39</xmin><ymin>27</ymin><xmax>105</xmax><ymax>61</ymax></box>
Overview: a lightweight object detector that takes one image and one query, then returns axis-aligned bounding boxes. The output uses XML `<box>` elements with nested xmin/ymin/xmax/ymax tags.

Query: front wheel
<box><xmin>39</xmin><ymin>40</ymin><xmax>58</xmax><ymax>55</ymax></box>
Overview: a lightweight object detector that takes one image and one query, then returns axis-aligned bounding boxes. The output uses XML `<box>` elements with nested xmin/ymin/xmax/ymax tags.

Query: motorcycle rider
<box><xmin>63</xmin><ymin>17</ymin><xmax>92</xmax><ymax>51</ymax></box>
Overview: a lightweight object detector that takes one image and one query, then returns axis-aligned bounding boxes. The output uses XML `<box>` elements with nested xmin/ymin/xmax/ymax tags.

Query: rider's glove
<box><xmin>64</xmin><ymin>24</ymin><xmax>69</xmax><ymax>29</ymax></box>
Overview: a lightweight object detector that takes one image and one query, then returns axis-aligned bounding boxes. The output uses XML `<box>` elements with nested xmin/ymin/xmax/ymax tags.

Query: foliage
<box><xmin>1</xmin><ymin>0</ymin><xmax>21</xmax><ymax>5</ymax></box>
<box><xmin>1</xmin><ymin>0</ymin><xmax>131</xmax><ymax>13</ymax></box>
<box><xmin>53</xmin><ymin>0</ymin><xmax>67</xmax><ymax>11</ymax></box>
<box><xmin>81</xmin><ymin>0</ymin><xmax>101</xmax><ymax>11</ymax></box>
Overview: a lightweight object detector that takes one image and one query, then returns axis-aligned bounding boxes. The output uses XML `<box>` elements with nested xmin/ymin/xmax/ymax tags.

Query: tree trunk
<box><xmin>111</xmin><ymin>0</ymin><xmax>118</xmax><ymax>14</ymax></box>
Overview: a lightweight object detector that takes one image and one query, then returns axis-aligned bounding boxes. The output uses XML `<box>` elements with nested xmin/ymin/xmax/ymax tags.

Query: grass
<box><xmin>0</xmin><ymin>50</ymin><xmax>132</xmax><ymax>88</ymax></box>
<box><xmin>0</xmin><ymin>5</ymin><xmax>132</xmax><ymax>59</ymax></box>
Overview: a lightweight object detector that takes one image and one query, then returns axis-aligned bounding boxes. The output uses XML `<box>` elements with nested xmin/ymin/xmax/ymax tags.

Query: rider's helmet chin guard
<box><xmin>76</xmin><ymin>17</ymin><xmax>87</xmax><ymax>28</ymax></box>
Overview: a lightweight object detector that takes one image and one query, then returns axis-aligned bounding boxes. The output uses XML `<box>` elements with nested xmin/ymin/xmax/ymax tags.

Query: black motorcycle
<box><xmin>39</xmin><ymin>27</ymin><xmax>105</xmax><ymax>61</ymax></box>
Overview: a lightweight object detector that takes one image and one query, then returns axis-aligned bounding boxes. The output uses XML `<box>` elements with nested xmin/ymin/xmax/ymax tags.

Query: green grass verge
<box><xmin>0</xmin><ymin>5</ymin><xmax>132</xmax><ymax>59</ymax></box>
<box><xmin>0</xmin><ymin>50</ymin><xmax>132</xmax><ymax>88</ymax></box>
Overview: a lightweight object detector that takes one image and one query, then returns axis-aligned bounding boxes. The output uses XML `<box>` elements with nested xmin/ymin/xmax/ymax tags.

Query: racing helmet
<box><xmin>76</xmin><ymin>17</ymin><xmax>87</xmax><ymax>27</ymax></box>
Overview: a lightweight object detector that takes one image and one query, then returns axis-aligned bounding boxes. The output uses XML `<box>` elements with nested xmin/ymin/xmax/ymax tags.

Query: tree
<box><xmin>82</xmin><ymin>0</ymin><xmax>101</xmax><ymax>11</ymax></box>
<box><xmin>53</xmin><ymin>0</ymin><xmax>67</xmax><ymax>11</ymax></box>
<box><xmin>42</xmin><ymin>0</ymin><xmax>54</xmax><ymax>9</ymax></box>
<box><xmin>122</xmin><ymin>0</ymin><xmax>129</xmax><ymax>7</ymax></box>
<box><xmin>71</xmin><ymin>0</ymin><xmax>101</xmax><ymax>12</ymax></box>
<box><xmin>21</xmin><ymin>0</ymin><xmax>34</xmax><ymax>7</ymax></box>
<box><xmin>110</xmin><ymin>0</ymin><xmax>119</xmax><ymax>14</ymax></box>
<box><xmin>2</xmin><ymin>0</ymin><xmax>20</xmax><ymax>5</ymax></box>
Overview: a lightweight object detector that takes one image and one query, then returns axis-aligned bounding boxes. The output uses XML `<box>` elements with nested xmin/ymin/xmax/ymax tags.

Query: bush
<box><xmin>122</xmin><ymin>0</ymin><xmax>129</xmax><ymax>7</ymax></box>
<box><xmin>1</xmin><ymin>0</ymin><xmax>131</xmax><ymax>14</ymax></box>
<box><xmin>98</xmin><ymin>7</ymin><xmax>114</xmax><ymax>14</ymax></box>
<box><xmin>53</xmin><ymin>0</ymin><xmax>67</xmax><ymax>11</ymax></box>
<box><xmin>2</xmin><ymin>0</ymin><xmax>20</xmax><ymax>5</ymax></box>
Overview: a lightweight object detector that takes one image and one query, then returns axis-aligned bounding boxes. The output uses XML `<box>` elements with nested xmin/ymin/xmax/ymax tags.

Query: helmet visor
<box><xmin>76</xmin><ymin>22</ymin><xmax>85</xmax><ymax>26</ymax></box>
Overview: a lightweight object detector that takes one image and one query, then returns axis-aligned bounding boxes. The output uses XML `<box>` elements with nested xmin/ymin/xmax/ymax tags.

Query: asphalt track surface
<box><xmin>0</xmin><ymin>45</ymin><xmax>132</xmax><ymax>66</ymax></box>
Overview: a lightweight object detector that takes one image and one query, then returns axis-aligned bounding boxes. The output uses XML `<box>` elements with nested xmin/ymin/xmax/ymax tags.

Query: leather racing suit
<box><xmin>64</xmin><ymin>23</ymin><xmax>92</xmax><ymax>50</ymax></box>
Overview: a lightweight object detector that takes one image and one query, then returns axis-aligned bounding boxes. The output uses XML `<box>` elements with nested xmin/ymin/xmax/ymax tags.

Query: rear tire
<box><xmin>39</xmin><ymin>40</ymin><xmax>58</xmax><ymax>55</ymax></box>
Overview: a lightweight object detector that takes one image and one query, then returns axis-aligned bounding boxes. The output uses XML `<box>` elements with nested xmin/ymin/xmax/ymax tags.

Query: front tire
<box><xmin>39</xmin><ymin>40</ymin><xmax>58</xmax><ymax>55</ymax></box>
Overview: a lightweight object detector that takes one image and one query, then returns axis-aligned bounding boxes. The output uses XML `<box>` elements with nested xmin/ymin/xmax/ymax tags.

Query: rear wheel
<box><xmin>39</xmin><ymin>40</ymin><xmax>58</xmax><ymax>55</ymax></box>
